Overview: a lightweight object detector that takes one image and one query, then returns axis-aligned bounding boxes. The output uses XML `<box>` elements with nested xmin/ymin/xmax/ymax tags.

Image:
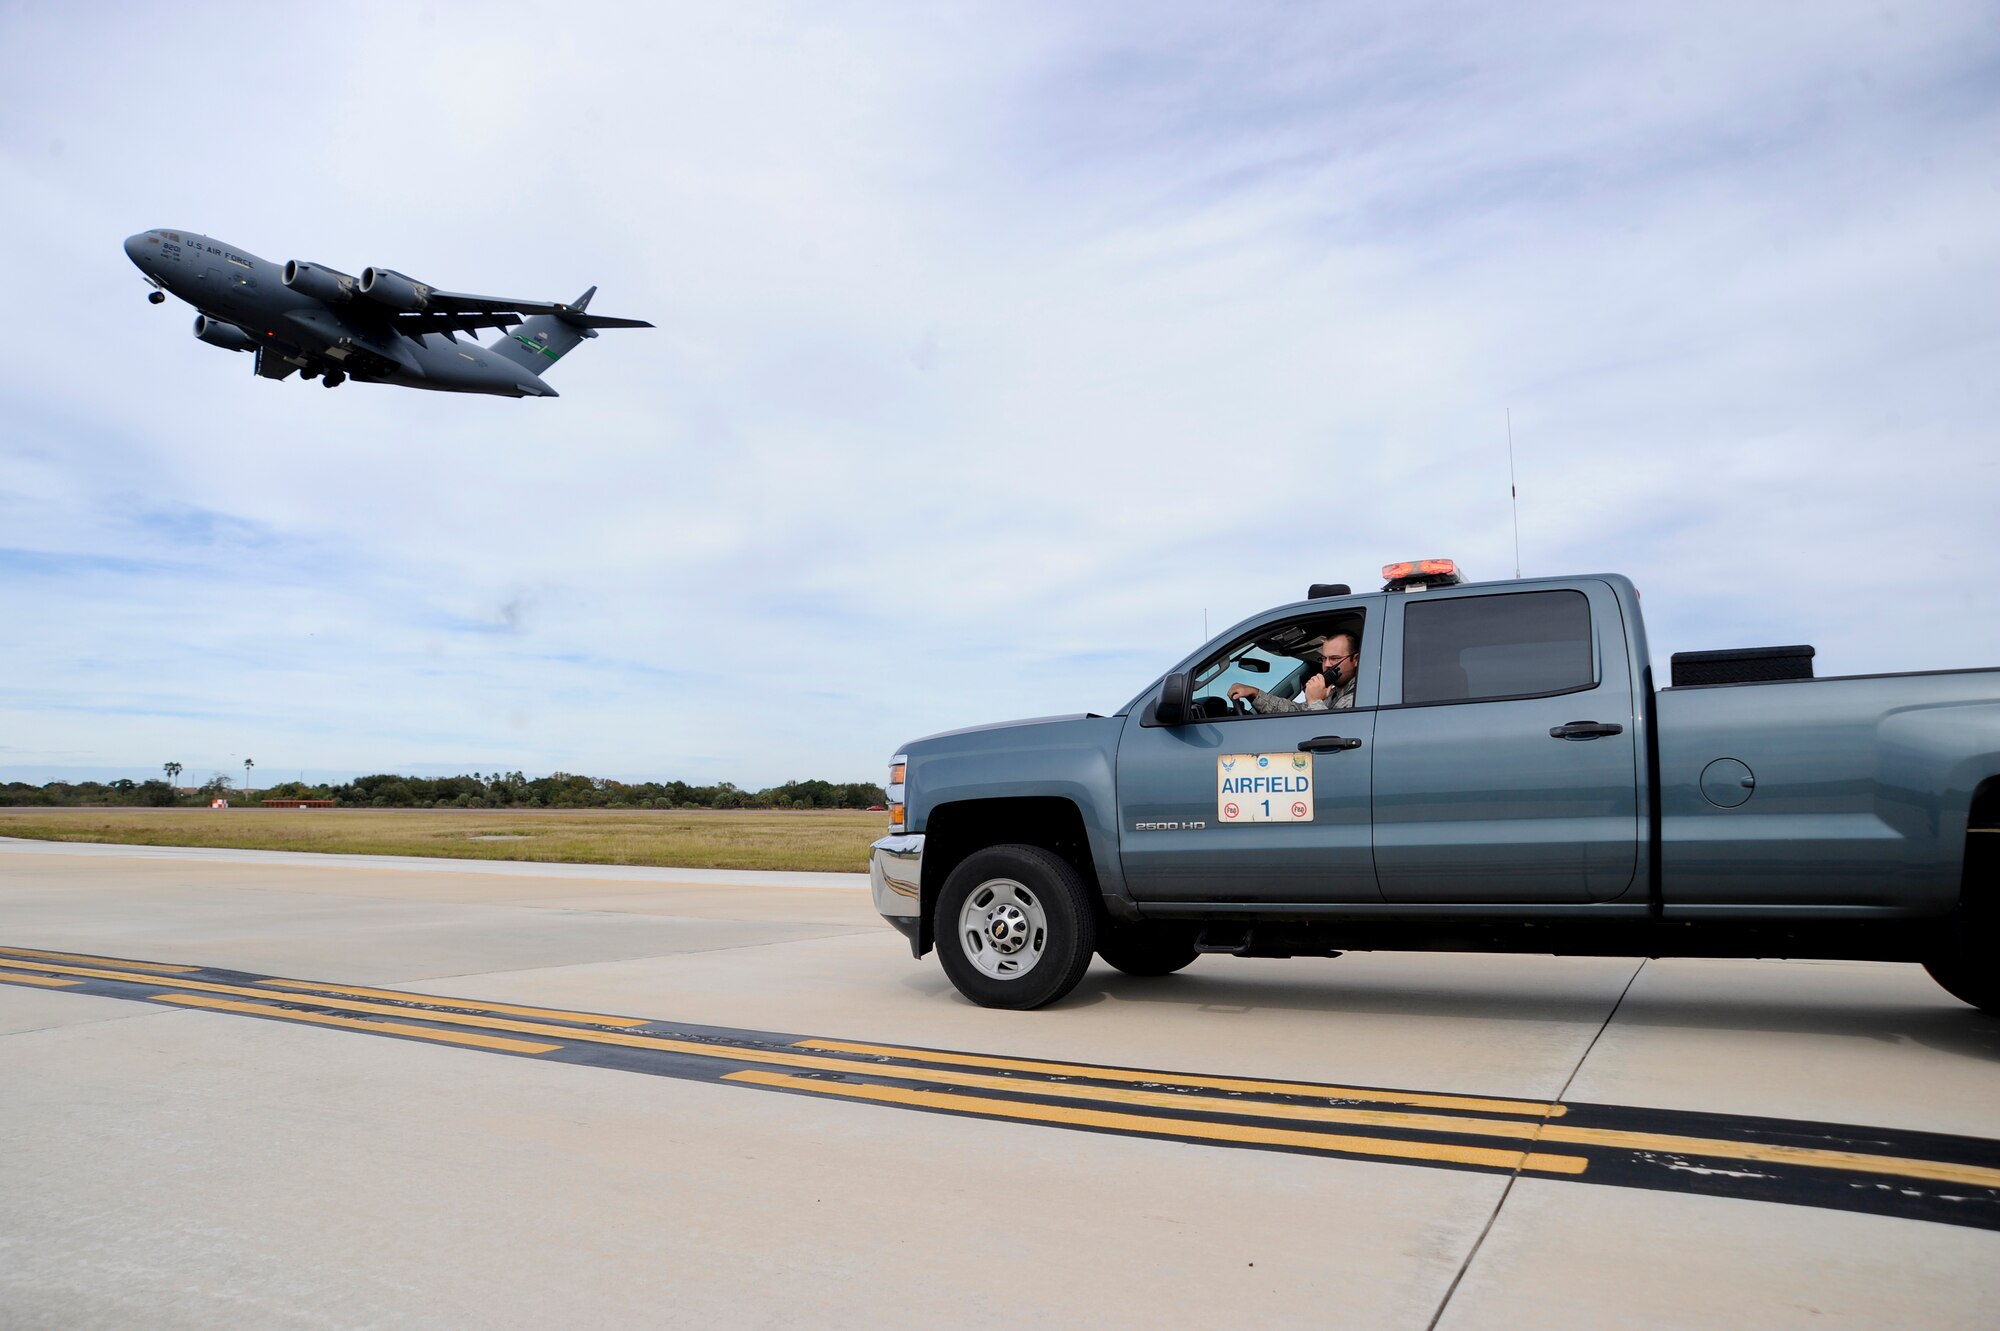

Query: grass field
<box><xmin>0</xmin><ymin>807</ymin><xmax>885</xmax><ymax>874</ymax></box>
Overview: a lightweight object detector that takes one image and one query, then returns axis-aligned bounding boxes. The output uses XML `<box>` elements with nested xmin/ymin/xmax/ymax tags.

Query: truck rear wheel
<box><xmin>1924</xmin><ymin>954</ymin><xmax>2000</xmax><ymax>1015</ymax></box>
<box><xmin>1097</xmin><ymin>923</ymin><xmax>1200</xmax><ymax>977</ymax></box>
<box><xmin>1927</xmin><ymin>839</ymin><xmax>1999</xmax><ymax>1014</ymax></box>
<box><xmin>935</xmin><ymin>844</ymin><xmax>1097</xmax><ymax>1010</ymax></box>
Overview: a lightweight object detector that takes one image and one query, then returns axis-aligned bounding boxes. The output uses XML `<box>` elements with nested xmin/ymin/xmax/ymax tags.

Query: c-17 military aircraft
<box><xmin>124</xmin><ymin>229</ymin><xmax>651</xmax><ymax>398</ymax></box>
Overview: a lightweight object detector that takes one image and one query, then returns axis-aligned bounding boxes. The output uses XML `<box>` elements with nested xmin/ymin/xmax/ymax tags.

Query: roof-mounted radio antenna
<box><xmin>1506</xmin><ymin>408</ymin><xmax>1522</xmax><ymax>579</ymax></box>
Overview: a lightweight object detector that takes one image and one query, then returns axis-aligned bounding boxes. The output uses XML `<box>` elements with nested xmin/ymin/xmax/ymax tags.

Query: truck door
<box><xmin>1115</xmin><ymin>601</ymin><xmax>1381</xmax><ymax>904</ymax></box>
<box><xmin>1371</xmin><ymin>582</ymin><xmax>1639</xmax><ymax>903</ymax></box>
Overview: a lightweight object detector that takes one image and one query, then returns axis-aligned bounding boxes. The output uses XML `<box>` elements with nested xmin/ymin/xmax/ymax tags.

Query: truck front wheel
<box><xmin>935</xmin><ymin>844</ymin><xmax>1098</xmax><ymax>1010</ymax></box>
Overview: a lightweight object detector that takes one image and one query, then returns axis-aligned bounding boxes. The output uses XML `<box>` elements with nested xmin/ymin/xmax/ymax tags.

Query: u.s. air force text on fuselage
<box><xmin>124</xmin><ymin>229</ymin><xmax>651</xmax><ymax>398</ymax></box>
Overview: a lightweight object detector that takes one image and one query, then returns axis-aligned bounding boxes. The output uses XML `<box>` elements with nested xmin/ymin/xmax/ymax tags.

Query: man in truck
<box><xmin>1228</xmin><ymin>630</ymin><xmax>1360</xmax><ymax>713</ymax></box>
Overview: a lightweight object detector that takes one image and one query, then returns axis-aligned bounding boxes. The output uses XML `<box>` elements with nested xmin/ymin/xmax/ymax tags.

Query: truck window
<box><xmin>1402</xmin><ymin>590</ymin><xmax>1594</xmax><ymax>704</ymax></box>
<box><xmin>1189</xmin><ymin>614</ymin><xmax>1364</xmax><ymax>717</ymax></box>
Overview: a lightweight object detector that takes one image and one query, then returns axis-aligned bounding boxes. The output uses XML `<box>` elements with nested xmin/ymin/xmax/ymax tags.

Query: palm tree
<box><xmin>164</xmin><ymin>761</ymin><xmax>182</xmax><ymax>789</ymax></box>
<box><xmin>243</xmin><ymin>758</ymin><xmax>255</xmax><ymax>796</ymax></box>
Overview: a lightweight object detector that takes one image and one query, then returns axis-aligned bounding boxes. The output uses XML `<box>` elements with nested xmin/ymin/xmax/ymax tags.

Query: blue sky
<box><xmin>3</xmin><ymin>2</ymin><xmax>1997</xmax><ymax>788</ymax></box>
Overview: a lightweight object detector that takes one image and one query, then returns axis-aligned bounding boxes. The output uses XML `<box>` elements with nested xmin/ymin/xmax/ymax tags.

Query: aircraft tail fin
<box><xmin>488</xmin><ymin>315</ymin><xmax>591</xmax><ymax>376</ymax></box>
<box><xmin>485</xmin><ymin>287</ymin><xmax>650</xmax><ymax>377</ymax></box>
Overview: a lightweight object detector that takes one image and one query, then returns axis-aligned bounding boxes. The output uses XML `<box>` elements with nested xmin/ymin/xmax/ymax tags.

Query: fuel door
<box><xmin>1699</xmin><ymin>758</ymin><xmax>1755</xmax><ymax>809</ymax></box>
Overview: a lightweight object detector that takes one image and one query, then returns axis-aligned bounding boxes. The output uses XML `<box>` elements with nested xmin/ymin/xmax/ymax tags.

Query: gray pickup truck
<box><xmin>869</xmin><ymin>561</ymin><xmax>2000</xmax><ymax>1011</ymax></box>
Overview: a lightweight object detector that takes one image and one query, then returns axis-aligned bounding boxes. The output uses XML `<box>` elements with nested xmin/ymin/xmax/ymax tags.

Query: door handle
<box><xmin>1298</xmin><ymin>735</ymin><xmax>1363</xmax><ymax>752</ymax></box>
<box><xmin>1549</xmin><ymin>721</ymin><xmax>1624</xmax><ymax>740</ymax></box>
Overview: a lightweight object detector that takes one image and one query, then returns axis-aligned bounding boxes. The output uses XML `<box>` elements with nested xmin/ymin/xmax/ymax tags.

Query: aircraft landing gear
<box><xmin>147</xmin><ymin>291</ymin><xmax>165</xmax><ymax>304</ymax></box>
<box><xmin>322</xmin><ymin>371</ymin><xmax>345</xmax><ymax>388</ymax></box>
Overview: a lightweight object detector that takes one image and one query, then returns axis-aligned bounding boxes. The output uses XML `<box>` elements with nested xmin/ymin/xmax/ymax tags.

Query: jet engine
<box><xmin>192</xmin><ymin>315</ymin><xmax>257</xmax><ymax>353</ymax></box>
<box><xmin>283</xmin><ymin>260</ymin><xmax>357</xmax><ymax>304</ymax></box>
<box><xmin>358</xmin><ymin>266</ymin><xmax>432</xmax><ymax>312</ymax></box>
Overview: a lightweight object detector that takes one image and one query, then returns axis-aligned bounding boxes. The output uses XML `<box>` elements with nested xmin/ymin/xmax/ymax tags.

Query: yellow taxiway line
<box><xmin>254</xmin><ymin>978</ymin><xmax>651</xmax><ymax>1028</ymax></box>
<box><xmin>156</xmin><ymin>993</ymin><xmax>562</xmax><ymax>1054</ymax></box>
<box><xmin>800</xmin><ymin>1037</ymin><xmax>1565</xmax><ymax>1118</ymax></box>
<box><xmin>0</xmin><ymin>945</ymin><xmax>198</xmax><ymax>972</ymax></box>
<box><xmin>8</xmin><ymin>954</ymin><xmax>1999</xmax><ymax>1191</ymax></box>
<box><xmin>0</xmin><ymin>971</ymin><xmax>81</xmax><ymax>987</ymax></box>
<box><xmin>724</xmin><ymin>1070</ymin><xmax>1591</xmax><ymax>1174</ymax></box>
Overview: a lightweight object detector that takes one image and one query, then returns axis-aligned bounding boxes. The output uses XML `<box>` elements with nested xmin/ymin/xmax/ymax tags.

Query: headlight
<box><xmin>887</xmin><ymin>753</ymin><xmax>907</xmax><ymax>833</ymax></box>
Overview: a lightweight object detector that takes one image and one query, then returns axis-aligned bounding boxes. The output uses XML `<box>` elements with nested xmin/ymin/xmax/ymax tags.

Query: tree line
<box><xmin>0</xmin><ymin>771</ymin><xmax>887</xmax><ymax>811</ymax></box>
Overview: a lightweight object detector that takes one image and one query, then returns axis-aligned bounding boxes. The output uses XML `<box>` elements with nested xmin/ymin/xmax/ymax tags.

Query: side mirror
<box><xmin>1155</xmin><ymin>671</ymin><xmax>1194</xmax><ymax>726</ymax></box>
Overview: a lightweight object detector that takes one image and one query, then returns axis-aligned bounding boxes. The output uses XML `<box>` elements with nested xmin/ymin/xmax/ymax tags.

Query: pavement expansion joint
<box><xmin>5</xmin><ymin>944</ymin><xmax>1999</xmax><ymax>1233</ymax></box>
<box><xmin>1422</xmin><ymin>958</ymin><xmax>1651</xmax><ymax>1331</ymax></box>
<box><xmin>0</xmin><ymin>1001</ymin><xmax>214</xmax><ymax>1041</ymax></box>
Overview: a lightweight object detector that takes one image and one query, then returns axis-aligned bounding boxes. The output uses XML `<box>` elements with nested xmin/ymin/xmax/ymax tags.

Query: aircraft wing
<box><xmin>395</xmin><ymin>290</ymin><xmax>654</xmax><ymax>335</ymax></box>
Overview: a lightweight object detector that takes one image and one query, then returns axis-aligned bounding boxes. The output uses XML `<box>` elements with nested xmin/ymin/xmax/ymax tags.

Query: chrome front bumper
<box><xmin>869</xmin><ymin>833</ymin><xmax>924</xmax><ymax>924</ymax></box>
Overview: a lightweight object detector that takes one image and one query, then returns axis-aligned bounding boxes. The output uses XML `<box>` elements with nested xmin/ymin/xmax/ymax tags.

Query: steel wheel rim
<box><xmin>958</xmin><ymin>877</ymin><xmax>1048</xmax><ymax>980</ymax></box>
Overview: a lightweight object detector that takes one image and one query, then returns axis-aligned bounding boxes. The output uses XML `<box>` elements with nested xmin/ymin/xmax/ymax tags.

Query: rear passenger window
<box><xmin>1402</xmin><ymin>590</ymin><xmax>1594</xmax><ymax>704</ymax></box>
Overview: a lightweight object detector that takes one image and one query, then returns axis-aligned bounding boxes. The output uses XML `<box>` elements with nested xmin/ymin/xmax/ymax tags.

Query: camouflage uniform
<box><xmin>1250</xmin><ymin>676</ymin><xmax>1355</xmax><ymax>714</ymax></box>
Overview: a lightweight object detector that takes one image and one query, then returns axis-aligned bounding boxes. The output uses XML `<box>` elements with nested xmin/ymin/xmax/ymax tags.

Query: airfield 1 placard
<box><xmin>1217</xmin><ymin>753</ymin><xmax>1314</xmax><ymax>823</ymax></box>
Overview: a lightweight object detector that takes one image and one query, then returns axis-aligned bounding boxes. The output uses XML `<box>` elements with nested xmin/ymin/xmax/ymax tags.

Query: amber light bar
<box><xmin>1382</xmin><ymin>559</ymin><xmax>1457</xmax><ymax>581</ymax></box>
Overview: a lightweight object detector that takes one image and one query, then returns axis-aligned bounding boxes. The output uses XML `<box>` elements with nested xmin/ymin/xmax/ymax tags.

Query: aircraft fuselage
<box><xmin>124</xmin><ymin>230</ymin><xmax>558</xmax><ymax>397</ymax></box>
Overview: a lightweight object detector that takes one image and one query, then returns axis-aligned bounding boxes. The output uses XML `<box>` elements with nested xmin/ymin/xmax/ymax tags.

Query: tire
<box><xmin>1927</xmin><ymin>836</ymin><xmax>1999</xmax><ymax>1014</ymax></box>
<box><xmin>934</xmin><ymin>844</ymin><xmax>1098</xmax><ymax>1010</ymax></box>
<box><xmin>1924</xmin><ymin>954</ymin><xmax>2000</xmax><ymax>1014</ymax></box>
<box><xmin>1096</xmin><ymin>922</ymin><xmax>1200</xmax><ymax>977</ymax></box>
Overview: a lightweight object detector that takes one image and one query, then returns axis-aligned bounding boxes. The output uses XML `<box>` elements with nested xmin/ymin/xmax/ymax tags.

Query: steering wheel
<box><xmin>1230</xmin><ymin>693</ymin><xmax>1253</xmax><ymax>717</ymax></box>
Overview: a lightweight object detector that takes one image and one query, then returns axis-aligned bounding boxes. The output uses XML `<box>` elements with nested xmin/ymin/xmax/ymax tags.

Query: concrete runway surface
<box><xmin>3</xmin><ymin>837</ymin><xmax>1996</xmax><ymax>1329</ymax></box>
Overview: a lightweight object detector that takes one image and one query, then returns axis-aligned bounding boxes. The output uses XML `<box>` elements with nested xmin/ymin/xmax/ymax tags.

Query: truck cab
<box><xmin>1118</xmin><ymin>572</ymin><xmax>1645</xmax><ymax>909</ymax></box>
